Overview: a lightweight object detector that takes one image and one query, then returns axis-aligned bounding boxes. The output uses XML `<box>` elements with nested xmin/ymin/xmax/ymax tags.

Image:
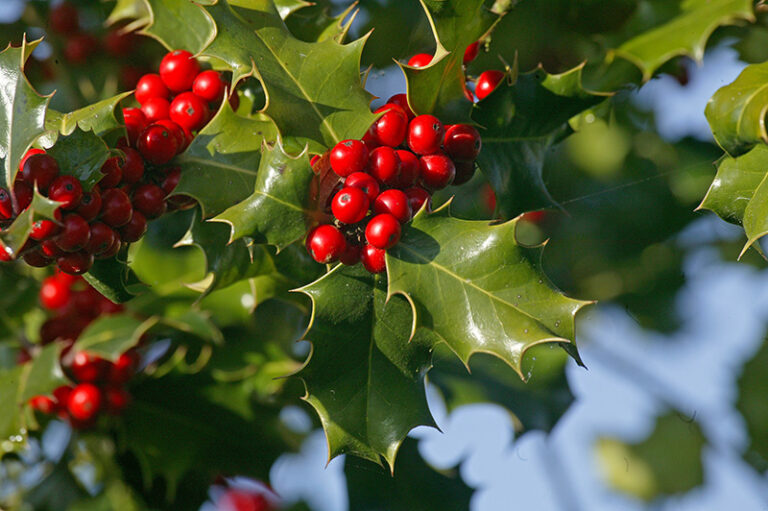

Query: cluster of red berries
<box><xmin>28</xmin><ymin>272</ymin><xmax>138</xmax><ymax>429</ymax></box>
<box><xmin>407</xmin><ymin>42</ymin><xmax>506</xmax><ymax>101</ymax></box>
<box><xmin>305</xmin><ymin>93</ymin><xmax>481</xmax><ymax>273</ymax></box>
<box><xmin>212</xmin><ymin>480</ymin><xmax>279</xmax><ymax>511</ymax></box>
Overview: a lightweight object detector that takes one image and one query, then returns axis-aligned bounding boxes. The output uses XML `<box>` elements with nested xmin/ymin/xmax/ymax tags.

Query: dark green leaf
<box><xmin>296</xmin><ymin>265</ymin><xmax>435</xmax><ymax>469</ymax></box>
<box><xmin>736</xmin><ymin>337</ymin><xmax>768</xmax><ymax>472</ymax></box>
<box><xmin>45</xmin><ymin>128</ymin><xmax>113</xmax><ymax>191</ymax></box>
<box><xmin>284</xmin><ymin>2</ymin><xmax>358</xmax><ymax>43</ymax></box>
<box><xmin>74</xmin><ymin>316</ymin><xmax>157</xmax><ymax>360</ymax></box>
<box><xmin>140</xmin><ymin>0</ymin><xmax>216</xmax><ymax>54</ymax></box>
<box><xmin>0</xmin><ymin>188</ymin><xmax>62</xmax><ymax>256</ymax></box>
<box><xmin>84</xmin><ymin>252</ymin><xmax>146</xmax><ymax>304</ymax></box>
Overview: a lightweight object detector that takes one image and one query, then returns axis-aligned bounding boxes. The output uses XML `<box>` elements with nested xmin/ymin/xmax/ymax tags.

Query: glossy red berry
<box><xmin>85</xmin><ymin>222</ymin><xmax>117</xmax><ymax>256</ymax></box>
<box><xmin>122</xmin><ymin>107</ymin><xmax>147</xmax><ymax>147</ymax></box>
<box><xmin>133</xmin><ymin>184</ymin><xmax>167</xmax><ymax>218</ymax></box>
<box><xmin>30</xmin><ymin>217</ymin><xmax>62</xmax><ymax>241</ymax></box>
<box><xmin>368</xmin><ymin>146</ymin><xmax>401</xmax><ymax>186</ymax></box>
<box><xmin>13</xmin><ymin>182</ymin><xmax>33</xmax><ymax>215</ymax></box>
<box><xmin>331</xmin><ymin>187</ymin><xmax>370</xmax><ymax>224</ymax></box>
<box><xmin>339</xmin><ymin>243</ymin><xmax>361</xmax><ymax>266</ymax></box>
<box><xmin>404</xmin><ymin>187</ymin><xmax>432</xmax><ymax>213</ymax></box>
<box><xmin>50</xmin><ymin>2</ymin><xmax>79</xmax><ymax>34</ymax></box>
<box><xmin>475</xmin><ymin>70</ymin><xmax>505</xmax><ymax>100</ymax></box>
<box><xmin>23</xmin><ymin>248</ymin><xmax>52</xmax><ymax>268</ymax></box>
<box><xmin>52</xmin><ymin>385</ymin><xmax>73</xmax><ymax>407</ymax></box>
<box><xmin>76</xmin><ymin>189</ymin><xmax>102</xmax><ymax>221</ymax></box>
<box><xmin>419</xmin><ymin>154</ymin><xmax>455</xmax><ymax>190</ymax></box>
<box><xmin>360</xmin><ymin>244</ymin><xmax>386</xmax><ymax>274</ymax></box>
<box><xmin>99</xmin><ymin>157</ymin><xmax>123</xmax><ymax>189</ymax></box>
<box><xmin>118</xmin><ymin>210</ymin><xmax>147</xmax><ymax>243</ymax></box>
<box><xmin>193</xmin><ymin>70</ymin><xmax>225</xmax><ymax>103</ymax></box>
<box><xmin>39</xmin><ymin>275</ymin><xmax>71</xmax><ymax>309</ymax></box>
<box><xmin>443</xmin><ymin>124</ymin><xmax>481</xmax><ymax>161</ymax></box>
<box><xmin>70</xmin><ymin>352</ymin><xmax>109</xmax><ymax>383</ymax></box>
<box><xmin>408</xmin><ymin>53</ymin><xmax>432</xmax><ymax>68</ymax></box>
<box><xmin>96</xmin><ymin>236</ymin><xmax>121</xmax><ymax>260</ymax></box>
<box><xmin>66</xmin><ymin>383</ymin><xmax>102</xmax><ymax>421</ymax></box>
<box><xmin>154</xmin><ymin>119</ymin><xmax>186</xmax><ymax>153</ymax></box>
<box><xmin>159</xmin><ymin>50</ymin><xmax>200</xmax><ymax>92</ymax></box>
<box><xmin>120</xmin><ymin>148</ymin><xmax>145</xmax><ymax>184</ymax></box>
<box><xmin>100</xmin><ymin>188</ymin><xmax>133</xmax><ymax>227</ymax></box>
<box><xmin>137</xmin><ymin>124</ymin><xmax>178</xmax><ymax>165</ymax></box>
<box><xmin>55</xmin><ymin>214</ymin><xmax>90</xmax><ymax>252</ymax></box>
<box><xmin>452</xmin><ymin>160</ymin><xmax>476</xmax><ymax>186</ymax></box>
<box><xmin>135</xmin><ymin>73</ymin><xmax>169</xmax><ymax>105</ymax></box>
<box><xmin>330</xmin><ymin>140</ymin><xmax>369</xmax><ymax>177</ymax></box>
<box><xmin>463</xmin><ymin>41</ymin><xmax>479</xmax><ymax>64</ymax></box>
<box><xmin>161</xmin><ymin>167</ymin><xmax>181</xmax><ymax>195</ymax></box>
<box><xmin>369</xmin><ymin>104</ymin><xmax>408</xmax><ymax>147</ymax></box>
<box><xmin>40</xmin><ymin>239</ymin><xmax>62</xmax><ymax>259</ymax></box>
<box><xmin>407</xmin><ymin>115</ymin><xmax>444</xmax><ymax>155</ymax></box>
<box><xmin>170</xmin><ymin>92</ymin><xmax>210</xmax><ymax>131</ymax></box>
<box><xmin>395</xmin><ymin>149</ymin><xmax>419</xmax><ymax>187</ymax></box>
<box><xmin>49</xmin><ymin>176</ymin><xmax>83</xmax><ymax>210</ymax></box>
<box><xmin>56</xmin><ymin>250</ymin><xmax>94</xmax><ymax>275</ymax></box>
<box><xmin>19</xmin><ymin>148</ymin><xmax>45</xmax><ymax>172</ymax></box>
<box><xmin>0</xmin><ymin>187</ymin><xmax>11</xmax><ymax>220</ymax></box>
<box><xmin>305</xmin><ymin>224</ymin><xmax>346</xmax><ymax>264</ymax></box>
<box><xmin>386</xmin><ymin>93</ymin><xmax>414</xmax><ymax>119</ymax></box>
<box><xmin>29</xmin><ymin>395</ymin><xmax>57</xmax><ymax>414</ymax></box>
<box><xmin>105</xmin><ymin>387</ymin><xmax>131</xmax><ymax>415</ymax></box>
<box><xmin>0</xmin><ymin>240</ymin><xmax>12</xmax><ymax>261</ymax></box>
<box><xmin>109</xmin><ymin>350</ymin><xmax>139</xmax><ymax>384</ymax></box>
<box><xmin>365</xmin><ymin>213</ymin><xmax>401</xmax><ymax>249</ymax></box>
<box><xmin>140</xmin><ymin>96</ymin><xmax>171</xmax><ymax>123</ymax></box>
<box><xmin>344</xmin><ymin>172</ymin><xmax>380</xmax><ymax>202</ymax></box>
<box><xmin>374</xmin><ymin>189</ymin><xmax>411</xmax><ymax>223</ymax></box>
<box><xmin>21</xmin><ymin>153</ymin><xmax>59</xmax><ymax>192</ymax></box>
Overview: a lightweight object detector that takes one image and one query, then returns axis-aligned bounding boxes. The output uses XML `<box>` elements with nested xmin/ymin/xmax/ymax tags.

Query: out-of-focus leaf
<box><xmin>736</xmin><ymin>337</ymin><xmax>768</xmax><ymax>472</ymax></box>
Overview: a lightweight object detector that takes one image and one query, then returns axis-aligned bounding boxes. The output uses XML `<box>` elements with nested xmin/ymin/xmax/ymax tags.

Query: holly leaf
<box><xmin>45</xmin><ymin>91</ymin><xmax>132</xmax><ymax>146</ymax></box>
<box><xmin>296</xmin><ymin>265</ymin><xmax>436</xmax><ymax>469</ymax></box>
<box><xmin>274</xmin><ymin>0</ymin><xmax>313</xmax><ymax>19</ymax></box>
<box><xmin>705</xmin><ymin>61</ymin><xmax>768</xmax><ymax>157</ymax></box>
<box><xmin>84</xmin><ymin>251</ymin><xmax>145</xmax><ymax>304</ymax></box>
<box><xmin>73</xmin><ymin>316</ymin><xmax>158</xmax><ymax>360</ymax></box>
<box><xmin>0</xmin><ymin>188</ymin><xmax>62</xmax><ymax>256</ymax></box>
<box><xmin>736</xmin><ymin>337</ymin><xmax>768</xmax><ymax>472</ymax></box>
<box><xmin>0</xmin><ymin>37</ymin><xmax>52</xmax><ymax>191</ymax></box>
<box><xmin>213</xmin><ymin>142</ymin><xmax>315</xmax><ymax>250</ymax></box>
<box><xmin>173</xmin><ymin>101</ymin><xmax>278</xmax><ymax>218</ymax></box>
<box><xmin>386</xmin><ymin>203</ymin><xmax>591</xmax><ymax>377</ymax></box>
<box><xmin>402</xmin><ymin>0</ymin><xmax>499</xmax><ymax>123</ymax></box>
<box><xmin>596</xmin><ymin>412</ymin><xmax>706</xmax><ymax>501</ymax></box>
<box><xmin>472</xmin><ymin>64</ymin><xmax>608</xmax><ymax>219</ymax></box>
<box><xmin>611</xmin><ymin>0</ymin><xmax>754</xmax><ymax>82</ymax></box>
<box><xmin>139</xmin><ymin>0</ymin><xmax>216</xmax><ymax>55</ymax></box>
<box><xmin>285</xmin><ymin>2</ymin><xmax>359</xmax><ymax>43</ymax></box>
<box><xmin>0</xmin><ymin>344</ymin><xmax>67</xmax><ymax>453</ymax></box>
<box><xmin>46</xmin><ymin>128</ymin><xmax>114</xmax><ymax>191</ymax></box>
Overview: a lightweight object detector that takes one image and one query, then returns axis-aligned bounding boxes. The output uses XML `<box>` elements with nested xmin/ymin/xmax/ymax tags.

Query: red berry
<box><xmin>419</xmin><ymin>154</ymin><xmax>455</xmax><ymax>190</ymax></box>
<box><xmin>85</xmin><ymin>222</ymin><xmax>117</xmax><ymax>255</ymax></box>
<box><xmin>369</xmin><ymin>104</ymin><xmax>408</xmax><ymax>147</ymax></box>
<box><xmin>386</xmin><ymin>93</ymin><xmax>414</xmax><ymax>119</ymax></box>
<box><xmin>70</xmin><ymin>352</ymin><xmax>109</xmax><ymax>383</ymax></box>
<box><xmin>56</xmin><ymin>250</ymin><xmax>94</xmax><ymax>275</ymax></box>
<box><xmin>40</xmin><ymin>239</ymin><xmax>62</xmax><ymax>258</ymax></box>
<box><xmin>305</xmin><ymin>224</ymin><xmax>346</xmax><ymax>264</ymax></box>
<box><xmin>344</xmin><ymin>172</ymin><xmax>380</xmax><ymax>202</ymax></box>
<box><xmin>64</xmin><ymin>34</ymin><xmax>97</xmax><ymax>65</ymax></box>
<box><xmin>39</xmin><ymin>275</ymin><xmax>71</xmax><ymax>309</ymax></box>
<box><xmin>193</xmin><ymin>70</ymin><xmax>225</xmax><ymax>103</ymax></box>
<box><xmin>443</xmin><ymin>124</ymin><xmax>481</xmax><ymax>161</ymax></box>
<box><xmin>395</xmin><ymin>150</ymin><xmax>419</xmax><ymax>187</ymax></box>
<box><xmin>219</xmin><ymin>490</ymin><xmax>271</xmax><ymax>511</ymax></box>
<box><xmin>360</xmin><ymin>244</ymin><xmax>386</xmax><ymax>274</ymax></box>
<box><xmin>105</xmin><ymin>387</ymin><xmax>131</xmax><ymax>415</ymax></box>
<box><xmin>19</xmin><ymin>148</ymin><xmax>45</xmax><ymax>172</ymax></box>
<box><xmin>0</xmin><ymin>187</ymin><xmax>11</xmax><ymax>220</ymax></box>
<box><xmin>374</xmin><ymin>189</ymin><xmax>411</xmax><ymax>223</ymax></box>
<box><xmin>30</xmin><ymin>217</ymin><xmax>62</xmax><ymax>241</ymax></box>
<box><xmin>475</xmin><ymin>70</ymin><xmax>505</xmax><ymax>100</ymax></box>
<box><xmin>76</xmin><ymin>188</ymin><xmax>102</xmax><ymax>221</ymax></box>
<box><xmin>118</xmin><ymin>210</ymin><xmax>147</xmax><ymax>243</ymax></box>
<box><xmin>29</xmin><ymin>395</ymin><xmax>56</xmax><ymax>415</ymax></box>
<box><xmin>13</xmin><ymin>181</ymin><xmax>32</xmax><ymax>215</ymax></box>
<box><xmin>133</xmin><ymin>184</ymin><xmax>167</xmax><ymax>218</ymax></box>
<box><xmin>109</xmin><ymin>350</ymin><xmax>139</xmax><ymax>384</ymax></box>
<box><xmin>49</xmin><ymin>176</ymin><xmax>83</xmax><ymax>210</ymax></box>
<box><xmin>135</xmin><ymin>73</ymin><xmax>169</xmax><ymax>105</ymax></box>
<box><xmin>99</xmin><ymin>157</ymin><xmax>123</xmax><ymax>189</ymax></box>
<box><xmin>140</xmin><ymin>96</ymin><xmax>171</xmax><ymax>123</ymax></box>
<box><xmin>330</xmin><ymin>140</ymin><xmax>369</xmax><ymax>177</ymax></box>
<box><xmin>23</xmin><ymin>247</ymin><xmax>52</xmax><ymax>268</ymax></box>
<box><xmin>153</xmin><ymin>119</ymin><xmax>186</xmax><ymax>154</ymax></box>
<box><xmin>463</xmin><ymin>41</ymin><xmax>479</xmax><ymax>64</ymax></box>
<box><xmin>21</xmin><ymin>153</ymin><xmax>59</xmax><ymax>192</ymax></box>
<box><xmin>310</xmin><ymin>154</ymin><xmax>320</xmax><ymax>168</ymax></box>
<box><xmin>365</xmin><ymin>213</ymin><xmax>401</xmax><ymax>249</ymax></box>
<box><xmin>161</xmin><ymin>167</ymin><xmax>181</xmax><ymax>195</ymax></box>
<box><xmin>120</xmin><ymin>148</ymin><xmax>145</xmax><ymax>184</ymax></box>
<box><xmin>331</xmin><ymin>187</ymin><xmax>370</xmax><ymax>224</ymax></box>
<box><xmin>407</xmin><ymin>115</ymin><xmax>444</xmax><ymax>155</ymax></box>
<box><xmin>339</xmin><ymin>243</ymin><xmax>361</xmax><ymax>266</ymax></box>
<box><xmin>229</xmin><ymin>90</ymin><xmax>240</xmax><ymax>112</ymax></box>
<box><xmin>404</xmin><ymin>187</ymin><xmax>431</xmax><ymax>213</ymax></box>
<box><xmin>408</xmin><ymin>53</ymin><xmax>432</xmax><ymax>68</ymax></box>
<box><xmin>66</xmin><ymin>383</ymin><xmax>102</xmax><ymax>421</ymax></box>
<box><xmin>122</xmin><ymin>107</ymin><xmax>148</xmax><ymax>147</ymax></box>
<box><xmin>55</xmin><ymin>214</ymin><xmax>90</xmax><ymax>252</ymax></box>
<box><xmin>137</xmin><ymin>124</ymin><xmax>179</xmax><ymax>165</ymax></box>
<box><xmin>452</xmin><ymin>160</ymin><xmax>476</xmax><ymax>186</ymax></box>
<box><xmin>170</xmin><ymin>91</ymin><xmax>210</xmax><ymax>131</ymax></box>
<box><xmin>159</xmin><ymin>50</ymin><xmax>200</xmax><ymax>92</ymax></box>
<box><xmin>96</xmin><ymin>236</ymin><xmax>121</xmax><ymax>260</ymax></box>
<box><xmin>100</xmin><ymin>188</ymin><xmax>133</xmax><ymax>228</ymax></box>
<box><xmin>50</xmin><ymin>2</ymin><xmax>79</xmax><ymax>34</ymax></box>
<box><xmin>53</xmin><ymin>385</ymin><xmax>73</xmax><ymax>408</ymax></box>
<box><xmin>368</xmin><ymin>146</ymin><xmax>401</xmax><ymax>186</ymax></box>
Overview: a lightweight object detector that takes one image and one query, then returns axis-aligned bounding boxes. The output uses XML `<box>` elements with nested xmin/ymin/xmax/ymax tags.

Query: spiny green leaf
<box><xmin>612</xmin><ymin>0</ymin><xmax>754</xmax><ymax>82</ymax></box>
<box><xmin>84</xmin><ymin>250</ymin><xmax>145</xmax><ymax>304</ymax></box>
<box><xmin>736</xmin><ymin>337</ymin><xmax>768</xmax><ymax>472</ymax></box>
<box><xmin>74</xmin><ymin>316</ymin><xmax>158</xmax><ymax>360</ymax></box>
<box><xmin>45</xmin><ymin>128</ymin><xmax>113</xmax><ymax>191</ymax></box>
<box><xmin>0</xmin><ymin>37</ymin><xmax>52</xmax><ymax>191</ymax></box>
<box><xmin>212</xmin><ymin>142</ymin><xmax>314</xmax><ymax>250</ymax></box>
<box><xmin>0</xmin><ymin>188</ymin><xmax>62</xmax><ymax>256</ymax></box>
<box><xmin>274</xmin><ymin>0</ymin><xmax>313</xmax><ymax>19</ymax></box>
<box><xmin>174</xmin><ymin>101</ymin><xmax>278</xmax><ymax>218</ymax></box>
<box><xmin>596</xmin><ymin>413</ymin><xmax>706</xmax><ymax>501</ymax></box>
<box><xmin>705</xmin><ymin>61</ymin><xmax>768</xmax><ymax>157</ymax></box>
<box><xmin>296</xmin><ymin>265</ymin><xmax>436</xmax><ymax>469</ymax></box>
<box><xmin>472</xmin><ymin>64</ymin><xmax>607</xmax><ymax>218</ymax></box>
<box><xmin>285</xmin><ymin>2</ymin><xmax>359</xmax><ymax>43</ymax></box>
<box><xmin>140</xmin><ymin>0</ymin><xmax>216</xmax><ymax>54</ymax></box>
<box><xmin>45</xmin><ymin>91</ymin><xmax>132</xmax><ymax>145</ymax></box>
<box><xmin>386</xmin><ymin>203</ymin><xmax>591</xmax><ymax>377</ymax></box>
<box><xmin>403</xmin><ymin>0</ymin><xmax>499</xmax><ymax>123</ymax></box>
<box><xmin>107</xmin><ymin>0</ymin><xmax>151</xmax><ymax>28</ymax></box>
